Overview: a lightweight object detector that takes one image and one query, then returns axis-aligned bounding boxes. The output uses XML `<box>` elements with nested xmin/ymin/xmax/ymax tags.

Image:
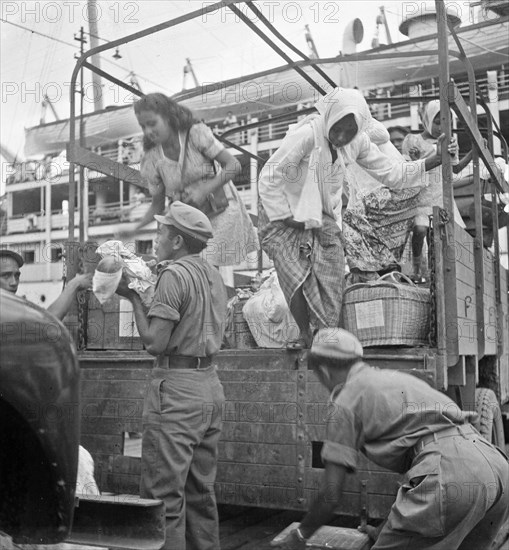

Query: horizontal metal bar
<box><xmin>82</xmin><ymin>61</ymin><xmax>143</xmax><ymax>98</ymax></box>
<box><xmin>67</xmin><ymin>144</ymin><xmax>145</xmax><ymax>188</ymax></box>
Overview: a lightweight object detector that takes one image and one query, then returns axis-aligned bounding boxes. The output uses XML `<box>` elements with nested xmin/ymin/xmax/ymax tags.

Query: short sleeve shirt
<box><xmin>321</xmin><ymin>363</ymin><xmax>476</xmax><ymax>473</ymax></box>
<box><xmin>148</xmin><ymin>255</ymin><xmax>227</xmax><ymax>357</ymax></box>
<box><xmin>140</xmin><ymin>122</ymin><xmax>225</xmax><ymax>198</ymax></box>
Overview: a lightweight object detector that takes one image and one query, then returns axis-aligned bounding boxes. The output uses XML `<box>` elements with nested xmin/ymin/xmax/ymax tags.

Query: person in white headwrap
<box><xmin>402</xmin><ymin>100</ymin><xmax>471</xmax><ymax>282</ymax></box>
<box><xmin>342</xmin><ymin>118</ymin><xmax>424</xmax><ymax>282</ymax></box>
<box><xmin>258</xmin><ymin>88</ymin><xmax>456</xmax><ymax>348</ymax></box>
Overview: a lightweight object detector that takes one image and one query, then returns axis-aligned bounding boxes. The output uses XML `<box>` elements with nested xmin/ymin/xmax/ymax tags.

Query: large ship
<box><xmin>1</xmin><ymin>0</ymin><xmax>508</xmax><ymax>306</ymax></box>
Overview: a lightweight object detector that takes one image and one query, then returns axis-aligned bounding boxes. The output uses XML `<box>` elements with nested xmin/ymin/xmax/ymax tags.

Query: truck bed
<box><xmin>78</xmin><ymin>346</ymin><xmax>437</xmax><ymax>521</ymax></box>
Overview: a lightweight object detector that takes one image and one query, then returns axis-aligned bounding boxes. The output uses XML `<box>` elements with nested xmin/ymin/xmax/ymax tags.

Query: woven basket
<box><xmin>233</xmin><ymin>298</ymin><xmax>257</xmax><ymax>349</ymax></box>
<box><xmin>341</xmin><ymin>272</ymin><xmax>430</xmax><ymax>347</ymax></box>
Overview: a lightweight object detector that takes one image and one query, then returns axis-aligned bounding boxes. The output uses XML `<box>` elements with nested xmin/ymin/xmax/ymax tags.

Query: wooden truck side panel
<box><xmin>79</xmin><ymin>349</ymin><xmax>436</xmax><ymax>520</ymax></box>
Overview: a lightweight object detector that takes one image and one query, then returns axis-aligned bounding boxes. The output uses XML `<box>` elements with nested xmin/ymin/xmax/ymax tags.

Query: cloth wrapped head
<box><xmin>315</xmin><ymin>87</ymin><xmax>371</xmax><ymax>143</ymax></box>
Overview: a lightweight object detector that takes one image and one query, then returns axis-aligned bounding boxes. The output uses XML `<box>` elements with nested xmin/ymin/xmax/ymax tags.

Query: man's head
<box><xmin>309</xmin><ymin>328</ymin><xmax>363</xmax><ymax>390</ymax></box>
<box><xmin>0</xmin><ymin>249</ymin><xmax>24</xmax><ymax>294</ymax></box>
<box><xmin>154</xmin><ymin>201</ymin><xmax>213</xmax><ymax>262</ymax></box>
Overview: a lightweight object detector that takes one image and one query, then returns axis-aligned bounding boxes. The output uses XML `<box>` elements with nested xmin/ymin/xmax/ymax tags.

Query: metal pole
<box><xmin>75</xmin><ymin>27</ymin><xmax>87</xmax><ymax>243</ymax></box>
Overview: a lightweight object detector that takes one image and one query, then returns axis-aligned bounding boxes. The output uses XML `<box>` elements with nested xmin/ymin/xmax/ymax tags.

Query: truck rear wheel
<box><xmin>474</xmin><ymin>388</ymin><xmax>505</xmax><ymax>447</ymax></box>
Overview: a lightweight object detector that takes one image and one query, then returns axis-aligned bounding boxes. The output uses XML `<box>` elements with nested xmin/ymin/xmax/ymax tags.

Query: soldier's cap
<box><xmin>311</xmin><ymin>328</ymin><xmax>363</xmax><ymax>361</ymax></box>
<box><xmin>0</xmin><ymin>248</ymin><xmax>24</xmax><ymax>268</ymax></box>
<box><xmin>154</xmin><ymin>201</ymin><xmax>213</xmax><ymax>243</ymax></box>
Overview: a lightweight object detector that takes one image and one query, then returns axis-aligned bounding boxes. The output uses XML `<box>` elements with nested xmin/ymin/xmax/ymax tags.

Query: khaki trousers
<box><xmin>140</xmin><ymin>366</ymin><xmax>225</xmax><ymax>550</ymax></box>
<box><xmin>373</xmin><ymin>426</ymin><xmax>509</xmax><ymax>550</ymax></box>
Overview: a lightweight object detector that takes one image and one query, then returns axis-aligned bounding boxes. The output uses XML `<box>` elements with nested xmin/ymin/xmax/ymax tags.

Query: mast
<box><xmin>87</xmin><ymin>0</ymin><xmax>104</xmax><ymax>111</ymax></box>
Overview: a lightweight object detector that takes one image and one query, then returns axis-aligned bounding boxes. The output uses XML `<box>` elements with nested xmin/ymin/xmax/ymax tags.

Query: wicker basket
<box><xmin>341</xmin><ymin>272</ymin><xmax>430</xmax><ymax>347</ymax></box>
<box><xmin>232</xmin><ymin>298</ymin><xmax>257</xmax><ymax>349</ymax></box>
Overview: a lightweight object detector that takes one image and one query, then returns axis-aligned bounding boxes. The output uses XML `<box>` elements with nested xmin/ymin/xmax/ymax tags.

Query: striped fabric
<box><xmin>258</xmin><ymin>204</ymin><xmax>344</xmax><ymax>328</ymax></box>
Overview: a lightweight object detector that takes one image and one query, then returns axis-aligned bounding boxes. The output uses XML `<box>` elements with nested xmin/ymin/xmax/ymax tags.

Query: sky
<box><xmin>0</xmin><ymin>0</ymin><xmax>477</xmax><ymax>167</ymax></box>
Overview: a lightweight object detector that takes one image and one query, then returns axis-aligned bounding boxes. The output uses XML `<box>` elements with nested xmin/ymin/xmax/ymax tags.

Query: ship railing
<box><xmin>5</xmin><ymin>197</ymin><xmax>150</xmax><ymax>234</ymax></box>
<box><xmin>363</xmin><ymin>68</ymin><xmax>509</xmax><ymax>121</ymax></box>
<box><xmin>88</xmin><ymin>197</ymin><xmax>151</xmax><ymax>225</ymax></box>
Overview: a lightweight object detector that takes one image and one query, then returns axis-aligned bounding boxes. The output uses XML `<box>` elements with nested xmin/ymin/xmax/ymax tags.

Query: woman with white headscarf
<box><xmin>402</xmin><ymin>99</ymin><xmax>471</xmax><ymax>282</ymax></box>
<box><xmin>342</xmin><ymin>120</ymin><xmax>424</xmax><ymax>282</ymax></box>
<box><xmin>258</xmin><ymin>88</ymin><xmax>456</xmax><ymax>348</ymax></box>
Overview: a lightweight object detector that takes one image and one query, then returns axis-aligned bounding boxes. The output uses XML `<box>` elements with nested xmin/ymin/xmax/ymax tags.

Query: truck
<box><xmin>2</xmin><ymin>0</ymin><xmax>508</xmax><ymax>546</ymax></box>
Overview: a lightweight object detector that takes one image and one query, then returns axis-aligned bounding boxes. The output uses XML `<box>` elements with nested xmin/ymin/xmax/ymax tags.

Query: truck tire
<box><xmin>474</xmin><ymin>388</ymin><xmax>505</xmax><ymax>447</ymax></box>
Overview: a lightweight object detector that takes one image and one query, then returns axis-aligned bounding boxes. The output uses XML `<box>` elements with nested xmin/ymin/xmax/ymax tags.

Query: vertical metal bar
<box><xmin>78</xmin><ymin>28</ymin><xmax>86</xmax><ymax>243</ymax></box>
<box><xmin>436</xmin><ymin>0</ymin><xmax>459</xmax><ymax>370</ymax></box>
<box><xmin>68</xmin><ymin>82</ymin><xmax>76</xmax><ymax>241</ymax></box>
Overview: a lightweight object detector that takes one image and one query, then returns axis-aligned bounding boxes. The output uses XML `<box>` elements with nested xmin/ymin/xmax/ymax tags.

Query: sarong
<box><xmin>258</xmin><ymin>203</ymin><xmax>344</xmax><ymax>328</ymax></box>
<box><xmin>343</xmin><ymin>186</ymin><xmax>422</xmax><ymax>272</ymax></box>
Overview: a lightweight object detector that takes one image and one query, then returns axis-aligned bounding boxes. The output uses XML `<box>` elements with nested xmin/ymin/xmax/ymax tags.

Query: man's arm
<box><xmin>299</xmin><ymin>461</ymin><xmax>348</xmax><ymax>538</ymax></box>
<box><xmin>47</xmin><ymin>273</ymin><xmax>92</xmax><ymax>321</ymax></box>
<box><xmin>271</xmin><ymin>461</ymin><xmax>348</xmax><ymax>548</ymax></box>
<box><xmin>118</xmin><ymin>284</ymin><xmax>173</xmax><ymax>356</ymax></box>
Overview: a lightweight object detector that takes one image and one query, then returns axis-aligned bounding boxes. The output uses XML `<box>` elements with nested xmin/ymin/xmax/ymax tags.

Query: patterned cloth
<box><xmin>343</xmin><ymin>185</ymin><xmax>422</xmax><ymax>272</ymax></box>
<box><xmin>140</xmin><ymin>122</ymin><xmax>258</xmax><ymax>266</ymax></box>
<box><xmin>342</xmin><ymin>129</ymin><xmax>423</xmax><ymax>273</ymax></box>
<box><xmin>258</xmin><ymin>203</ymin><xmax>344</xmax><ymax>329</ymax></box>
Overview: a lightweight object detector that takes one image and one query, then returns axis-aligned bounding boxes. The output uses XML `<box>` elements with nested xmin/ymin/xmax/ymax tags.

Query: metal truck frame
<box><xmin>63</xmin><ymin>0</ymin><xmax>509</xmax><ymax>528</ymax></box>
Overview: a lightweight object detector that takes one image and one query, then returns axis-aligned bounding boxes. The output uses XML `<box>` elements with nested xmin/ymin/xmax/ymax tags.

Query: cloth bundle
<box><xmin>93</xmin><ymin>240</ymin><xmax>156</xmax><ymax>307</ymax></box>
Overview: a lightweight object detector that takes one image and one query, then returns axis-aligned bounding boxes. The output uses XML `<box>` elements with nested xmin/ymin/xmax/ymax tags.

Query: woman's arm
<box><xmin>453</xmin><ymin>150</ymin><xmax>473</xmax><ymax>174</ymax></box>
<box><xmin>116</xmin><ymin>186</ymin><xmax>165</xmax><ymax>241</ymax></box>
<box><xmin>357</xmin><ymin>133</ymin><xmax>456</xmax><ymax>189</ymax></box>
<box><xmin>134</xmin><ymin>187</ymin><xmax>166</xmax><ymax>230</ymax></box>
<box><xmin>423</xmin><ymin>133</ymin><xmax>458</xmax><ymax>171</ymax></box>
<box><xmin>182</xmin><ymin>149</ymin><xmax>242</xmax><ymax>208</ymax></box>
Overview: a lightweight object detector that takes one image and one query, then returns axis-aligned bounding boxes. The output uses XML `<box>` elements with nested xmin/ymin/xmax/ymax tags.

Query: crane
<box><xmin>304</xmin><ymin>24</ymin><xmax>319</xmax><ymax>59</ymax></box>
<box><xmin>0</xmin><ymin>144</ymin><xmax>17</xmax><ymax>163</ymax></box>
<box><xmin>371</xmin><ymin>6</ymin><xmax>393</xmax><ymax>48</ymax></box>
<box><xmin>40</xmin><ymin>94</ymin><xmax>60</xmax><ymax>124</ymax></box>
<box><xmin>182</xmin><ymin>58</ymin><xmax>200</xmax><ymax>90</ymax></box>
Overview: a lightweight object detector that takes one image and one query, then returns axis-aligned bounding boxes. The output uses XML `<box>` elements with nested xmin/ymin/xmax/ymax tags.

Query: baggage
<box><xmin>341</xmin><ymin>272</ymin><xmax>430</xmax><ymax>347</ymax></box>
<box><xmin>272</xmin><ymin>522</ymin><xmax>371</xmax><ymax>550</ymax></box>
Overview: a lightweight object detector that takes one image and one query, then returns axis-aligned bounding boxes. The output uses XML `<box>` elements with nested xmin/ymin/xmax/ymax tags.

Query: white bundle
<box><xmin>94</xmin><ymin>240</ymin><xmax>156</xmax><ymax>307</ymax></box>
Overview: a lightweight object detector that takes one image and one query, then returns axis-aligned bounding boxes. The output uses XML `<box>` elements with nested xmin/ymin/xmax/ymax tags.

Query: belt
<box><xmin>412</xmin><ymin>424</ymin><xmax>479</xmax><ymax>457</ymax></box>
<box><xmin>161</xmin><ymin>355</ymin><xmax>212</xmax><ymax>370</ymax></box>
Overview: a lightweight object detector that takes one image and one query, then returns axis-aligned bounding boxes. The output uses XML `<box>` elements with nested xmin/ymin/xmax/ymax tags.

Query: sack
<box><xmin>243</xmin><ymin>271</ymin><xmax>299</xmax><ymax>348</ymax></box>
<box><xmin>341</xmin><ymin>272</ymin><xmax>430</xmax><ymax>347</ymax></box>
<box><xmin>181</xmin><ymin>129</ymin><xmax>229</xmax><ymax>219</ymax></box>
<box><xmin>223</xmin><ymin>294</ymin><xmax>257</xmax><ymax>349</ymax></box>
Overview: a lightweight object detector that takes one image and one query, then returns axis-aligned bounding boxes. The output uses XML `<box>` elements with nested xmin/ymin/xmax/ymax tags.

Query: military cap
<box><xmin>0</xmin><ymin>248</ymin><xmax>24</xmax><ymax>267</ymax></box>
<box><xmin>154</xmin><ymin>201</ymin><xmax>213</xmax><ymax>243</ymax></box>
<box><xmin>311</xmin><ymin>328</ymin><xmax>363</xmax><ymax>360</ymax></box>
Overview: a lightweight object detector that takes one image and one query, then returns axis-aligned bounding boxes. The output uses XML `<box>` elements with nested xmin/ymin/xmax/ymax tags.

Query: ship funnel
<box><xmin>342</xmin><ymin>18</ymin><xmax>364</xmax><ymax>54</ymax></box>
<box><xmin>399</xmin><ymin>1</ymin><xmax>461</xmax><ymax>39</ymax></box>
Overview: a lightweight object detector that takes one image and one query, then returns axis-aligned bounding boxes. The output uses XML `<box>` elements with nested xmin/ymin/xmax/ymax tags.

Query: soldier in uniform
<box><xmin>116</xmin><ymin>201</ymin><xmax>228</xmax><ymax>550</ymax></box>
<box><xmin>273</xmin><ymin>328</ymin><xmax>509</xmax><ymax>550</ymax></box>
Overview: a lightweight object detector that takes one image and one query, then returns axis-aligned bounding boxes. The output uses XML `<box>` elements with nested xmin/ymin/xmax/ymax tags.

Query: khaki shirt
<box><xmin>148</xmin><ymin>255</ymin><xmax>227</xmax><ymax>358</ymax></box>
<box><xmin>321</xmin><ymin>362</ymin><xmax>476</xmax><ymax>473</ymax></box>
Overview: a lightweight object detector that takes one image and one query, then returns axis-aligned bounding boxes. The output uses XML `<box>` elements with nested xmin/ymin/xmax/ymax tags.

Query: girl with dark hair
<box><xmin>124</xmin><ymin>93</ymin><xmax>257</xmax><ymax>276</ymax></box>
